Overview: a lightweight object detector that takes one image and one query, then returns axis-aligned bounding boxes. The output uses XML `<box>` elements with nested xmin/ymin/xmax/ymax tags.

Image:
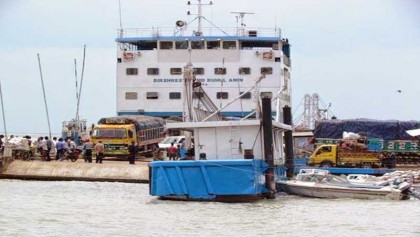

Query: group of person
<box><xmin>79</xmin><ymin>139</ymin><xmax>105</xmax><ymax>163</ymax></box>
<box><xmin>167</xmin><ymin>142</ymin><xmax>188</xmax><ymax>161</ymax></box>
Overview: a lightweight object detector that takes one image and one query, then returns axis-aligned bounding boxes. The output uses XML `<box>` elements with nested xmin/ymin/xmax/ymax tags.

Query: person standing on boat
<box><xmin>167</xmin><ymin>143</ymin><xmax>178</xmax><ymax>161</ymax></box>
<box><xmin>93</xmin><ymin>141</ymin><xmax>105</xmax><ymax>164</ymax></box>
<box><xmin>128</xmin><ymin>141</ymin><xmax>137</xmax><ymax>164</ymax></box>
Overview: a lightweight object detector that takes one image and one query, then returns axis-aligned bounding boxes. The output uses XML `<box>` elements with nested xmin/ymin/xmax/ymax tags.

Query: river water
<box><xmin>0</xmin><ymin>180</ymin><xmax>419</xmax><ymax>237</ymax></box>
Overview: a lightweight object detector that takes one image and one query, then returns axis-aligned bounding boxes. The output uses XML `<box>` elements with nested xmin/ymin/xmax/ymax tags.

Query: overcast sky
<box><xmin>0</xmin><ymin>0</ymin><xmax>419</xmax><ymax>135</ymax></box>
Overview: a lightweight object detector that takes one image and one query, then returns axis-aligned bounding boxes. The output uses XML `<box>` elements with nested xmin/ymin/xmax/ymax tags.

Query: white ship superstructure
<box><xmin>116</xmin><ymin>1</ymin><xmax>291</xmax><ymax>119</ymax></box>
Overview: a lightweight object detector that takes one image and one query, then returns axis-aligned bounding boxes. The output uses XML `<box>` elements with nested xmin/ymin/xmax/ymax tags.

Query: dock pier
<box><xmin>0</xmin><ymin>157</ymin><xmax>149</xmax><ymax>183</ymax></box>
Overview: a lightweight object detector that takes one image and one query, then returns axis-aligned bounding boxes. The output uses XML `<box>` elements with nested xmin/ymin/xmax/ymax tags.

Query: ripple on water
<box><xmin>1</xmin><ymin>180</ymin><xmax>419</xmax><ymax>237</ymax></box>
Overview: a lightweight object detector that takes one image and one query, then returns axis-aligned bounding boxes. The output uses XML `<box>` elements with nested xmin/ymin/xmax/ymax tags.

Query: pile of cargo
<box><xmin>380</xmin><ymin>170</ymin><xmax>420</xmax><ymax>184</ymax></box>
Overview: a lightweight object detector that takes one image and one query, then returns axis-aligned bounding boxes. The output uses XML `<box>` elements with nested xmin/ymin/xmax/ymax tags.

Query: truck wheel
<box><xmin>362</xmin><ymin>163</ymin><xmax>372</xmax><ymax>169</ymax></box>
<box><xmin>320</xmin><ymin>161</ymin><xmax>333</xmax><ymax>168</ymax></box>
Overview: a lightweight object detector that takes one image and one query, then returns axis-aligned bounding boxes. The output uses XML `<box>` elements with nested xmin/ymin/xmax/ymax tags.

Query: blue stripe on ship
<box><xmin>117</xmin><ymin>111</ymin><xmax>278</xmax><ymax>117</ymax></box>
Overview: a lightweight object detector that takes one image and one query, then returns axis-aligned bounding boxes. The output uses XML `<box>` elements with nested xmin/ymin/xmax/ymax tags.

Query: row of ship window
<box><xmin>124</xmin><ymin>91</ymin><xmax>274</xmax><ymax>100</ymax></box>
<box><xmin>126</xmin><ymin>67</ymin><xmax>274</xmax><ymax>76</ymax></box>
<box><xmin>159</xmin><ymin>40</ymin><xmax>238</xmax><ymax>50</ymax></box>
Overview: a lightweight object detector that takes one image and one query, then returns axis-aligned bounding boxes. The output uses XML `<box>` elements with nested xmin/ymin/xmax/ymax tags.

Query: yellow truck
<box><xmin>90</xmin><ymin>116</ymin><xmax>165</xmax><ymax>158</ymax></box>
<box><xmin>308</xmin><ymin>144</ymin><xmax>381</xmax><ymax>168</ymax></box>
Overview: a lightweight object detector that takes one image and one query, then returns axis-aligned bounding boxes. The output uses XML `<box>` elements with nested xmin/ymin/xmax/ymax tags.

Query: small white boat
<box><xmin>277</xmin><ymin>169</ymin><xmax>411</xmax><ymax>200</ymax></box>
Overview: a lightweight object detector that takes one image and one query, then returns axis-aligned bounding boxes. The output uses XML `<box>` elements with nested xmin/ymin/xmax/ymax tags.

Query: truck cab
<box><xmin>91</xmin><ymin>124</ymin><xmax>136</xmax><ymax>157</ymax></box>
<box><xmin>309</xmin><ymin>144</ymin><xmax>337</xmax><ymax>167</ymax></box>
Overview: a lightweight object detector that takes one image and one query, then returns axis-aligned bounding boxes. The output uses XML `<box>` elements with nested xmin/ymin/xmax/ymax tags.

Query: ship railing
<box><xmin>117</xmin><ymin>27</ymin><xmax>281</xmax><ymax>39</ymax></box>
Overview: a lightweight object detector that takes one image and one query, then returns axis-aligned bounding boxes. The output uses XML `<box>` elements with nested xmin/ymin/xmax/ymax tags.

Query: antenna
<box><xmin>118</xmin><ymin>0</ymin><xmax>123</xmax><ymax>37</ymax></box>
<box><xmin>187</xmin><ymin>0</ymin><xmax>213</xmax><ymax>36</ymax></box>
<box><xmin>230</xmin><ymin>11</ymin><xmax>254</xmax><ymax>36</ymax></box>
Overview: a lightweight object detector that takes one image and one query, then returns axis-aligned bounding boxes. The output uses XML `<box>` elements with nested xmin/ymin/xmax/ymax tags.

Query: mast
<box><xmin>187</xmin><ymin>0</ymin><xmax>213</xmax><ymax>36</ymax></box>
<box><xmin>75</xmin><ymin>45</ymin><xmax>86</xmax><ymax>124</ymax></box>
<box><xmin>0</xmin><ymin>79</ymin><xmax>13</xmax><ymax>157</ymax></box>
<box><xmin>37</xmin><ymin>53</ymin><xmax>52</xmax><ymax>138</ymax></box>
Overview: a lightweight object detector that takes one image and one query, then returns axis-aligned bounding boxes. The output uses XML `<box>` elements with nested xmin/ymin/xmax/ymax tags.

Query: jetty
<box><xmin>0</xmin><ymin>157</ymin><xmax>149</xmax><ymax>183</ymax></box>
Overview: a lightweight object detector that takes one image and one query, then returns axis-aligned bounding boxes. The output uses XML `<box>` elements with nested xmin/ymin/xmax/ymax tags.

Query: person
<box><xmin>55</xmin><ymin>138</ymin><xmax>65</xmax><ymax>160</ymax></box>
<box><xmin>35</xmin><ymin>137</ymin><xmax>43</xmax><ymax>158</ymax></box>
<box><xmin>128</xmin><ymin>141</ymin><xmax>137</xmax><ymax>164</ymax></box>
<box><xmin>0</xmin><ymin>135</ymin><xmax>4</xmax><ymax>153</ymax></box>
<box><xmin>41</xmin><ymin>137</ymin><xmax>48</xmax><ymax>161</ymax></box>
<box><xmin>67</xmin><ymin>138</ymin><xmax>76</xmax><ymax>150</ymax></box>
<box><xmin>178</xmin><ymin>143</ymin><xmax>187</xmax><ymax>160</ymax></box>
<box><xmin>44</xmin><ymin>136</ymin><xmax>53</xmax><ymax>161</ymax></box>
<box><xmin>50</xmin><ymin>137</ymin><xmax>57</xmax><ymax>160</ymax></box>
<box><xmin>93</xmin><ymin>141</ymin><xmax>105</xmax><ymax>164</ymax></box>
<box><xmin>83</xmin><ymin>139</ymin><xmax>93</xmax><ymax>163</ymax></box>
<box><xmin>389</xmin><ymin>152</ymin><xmax>396</xmax><ymax>169</ymax></box>
<box><xmin>167</xmin><ymin>142</ymin><xmax>177</xmax><ymax>161</ymax></box>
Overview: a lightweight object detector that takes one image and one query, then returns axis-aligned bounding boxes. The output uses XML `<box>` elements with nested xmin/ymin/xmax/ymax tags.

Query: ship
<box><xmin>115</xmin><ymin>0</ymin><xmax>291</xmax><ymax>120</ymax></box>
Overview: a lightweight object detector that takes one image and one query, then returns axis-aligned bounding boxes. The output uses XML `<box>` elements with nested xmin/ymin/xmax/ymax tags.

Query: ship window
<box><xmin>261</xmin><ymin>67</ymin><xmax>273</xmax><ymax>74</ymax></box>
<box><xmin>147</xmin><ymin>92</ymin><xmax>158</xmax><ymax>99</ymax></box>
<box><xmin>170</xmin><ymin>68</ymin><xmax>182</xmax><ymax>75</ymax></box>
<box><xmin>216</xmin><ymin>92</ymin><xmax>228</xmax><ymax>99</ymax></box>
<box><xmin>175</xmin><ymin>41</ymin><xmax>189</xmax><ymax>49</ymax></box>
<box><xmin>193</xmin><ymin>92</ymin><xmax>204</xmax><ymax>99</ymax></box>
<box><xmin>214</xmin><ymin>68</ymin><xmax>226</xmax><ymax>75</ymax></box>
<box><xmin>240</xmin><ymin>92</ymin><xmax>252</xmax><ymax>99</ymax></box>
<box><xmin>125</xmin><ymin>92</ymin><xmax>138</xmax><ymax>100</ymax></box>
<box><xmin>260</xmin><ymin>92</ymin><xmax>272</xmax><ymax>98</ymax></box>
<box><xmin>239</xmin><ymin>67</ymin><xmax>251</xmax><ymax>75</ymax></box>
<box><xmin>191</xmin><ymin>41</ymin><xmax>204</xmax><ymax>49</ymax></box>
<box><xmin>223</xmin><ymin>41</ymin><xmax>236</xmax><ymax>49</ymax></box>
<box><xmin>147</xmin><ymin>68</ymin><xmax>159</xmax><ymax>75</ymax></box>
<box><xmin>126</xmin><ymin>68</ymin><xmax>138</xmax><ymax>75</ymax></box>
<box><xmin>160</xmin><ymin>41</ymin><xmax>173</xmax><ymax>50</ymax></box>
<box><xmin>194</xmin><ymin>68</ymin><xmax>204</xmax><ymax>75</ymax></box>
<box><xmin>207</xmin><ymin>41</ymin><xmax>221</xmax><ymax>49</ymax></box>
<box><xmin>169</xmin><ymin>92</ymin><xmax>181</xmax><ymax>99</ymax></box>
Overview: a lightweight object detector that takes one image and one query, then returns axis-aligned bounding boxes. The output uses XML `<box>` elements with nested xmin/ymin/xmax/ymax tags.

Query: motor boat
<box><xmin>277</xmin><ymin>169</ymin><xmax>411</xmax><ymax>200</ymax></box>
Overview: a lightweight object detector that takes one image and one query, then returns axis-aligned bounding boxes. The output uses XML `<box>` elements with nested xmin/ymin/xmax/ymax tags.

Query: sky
<box><xmin>0</xmin><ymin>0</ymin><xmax>419</xmax><ymax>135</ymax></box>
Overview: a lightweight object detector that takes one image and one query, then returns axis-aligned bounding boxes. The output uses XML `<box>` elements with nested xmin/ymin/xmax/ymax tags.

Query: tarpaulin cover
<box><xmin>98</xmin><ymin>115</ymin><xmax>165</xmax><ymax>130</ymax></box>
<box><xmin>314</xmin><ymin>119</ymin><xmax>420</xmax><ymax>140</ymax></box>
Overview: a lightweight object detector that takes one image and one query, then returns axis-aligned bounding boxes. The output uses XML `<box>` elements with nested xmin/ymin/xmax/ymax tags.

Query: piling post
<box><xmin>283</xmin><ymin>106</ymin><xmax>294</xmax><ymax>178</ymax></box>
<box><xmin>262</xmin><ymin>97</ymin><xmax>275</xmax><ymax>199</ymax></box>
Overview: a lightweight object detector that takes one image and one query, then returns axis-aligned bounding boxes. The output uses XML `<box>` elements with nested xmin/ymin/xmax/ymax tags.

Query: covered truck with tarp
<box><xmin>313</xmin><ymin>119</ymin><xmax>420</xmax><ymax>164</ymax></box>
<box><xmin>91</xmin><ymin>115</ymin><xmax>166</xmax><ymax>158</ymax></box>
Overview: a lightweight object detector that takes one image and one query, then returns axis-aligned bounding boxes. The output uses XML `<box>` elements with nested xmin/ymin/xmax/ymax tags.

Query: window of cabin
<box><xmin>261</xmin><ymin>67</ymin><xmax>273</xmax><ymax>74</ymax></box>
<box><xmin>126</xmin><ymin>68</ymin><xmax>138</xmax><ymax>75</ymax></box>
<box><xmin>223</xmin><ymin>41</ymin><xmax>236</xmax><ymax>49</ymax></box>
<box><xmin>160</xmin><ymin>41</ymin><xmax>173</xmax><ymax>50</ymax></box>
<box><xmin>239</xmin><ymin>67</ymin><xmax>251</xmax><ymax>75</ymax></box>
<box><xmin>194</xmin><ymin>68</ymin><xmax>204</xmax><ymax>75</ymax></box>
<box><xmin>240</xmin><ymin>92</ymin><xmax>252</xmax><ymax>99</ymax></box>
<box><xmin>170</xmin><ymin>68</ymin><xmax>182</xmax><ymax>75</ymax></box>
<box><xmin>207</xmin><ymin>41</ymin><xmax>221</xmax><ymax>49</ymax></box>
<box><xmin>216</xmin><ymin>92</ymin><xmax>228</xmax><ymax>99</ymax></box>
<box><xmin>147</xmin><ymin>92</ymin><xmax>158</xmax><ymax>99</ymax></box>
<box><xmin>169</xmin><ymin>92</ymin><xmax>181</xmax><ymax>99</ymax></box>
<box><xmin>147</xmin><ymin>68</ymin><xmax>159</xmax><ymax>75</ymax></box>
<box><xmin>175</xmin><ymin>41</ymin><xmax>189</xmax><ymax>49</ymax></box>
<box><xmin>125</xmin><ymin>92</ymin><xmax>137</xmax><ymax>100</ymax></box>
<box><xmin>191</xmin><ymin>41</ymin><xmax>204</xmax><ymax>49</ymax></box>
<box><xmin>214</xmin><ymin>68</ymin><xmax>226</xmax><ymax>75</ymax></box>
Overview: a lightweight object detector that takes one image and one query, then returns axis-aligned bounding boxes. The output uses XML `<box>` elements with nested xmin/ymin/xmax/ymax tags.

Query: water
<box><xmin>0</xmin><ymin>180</ymin><xmax>419</xmax><ymax>237</ymax></box>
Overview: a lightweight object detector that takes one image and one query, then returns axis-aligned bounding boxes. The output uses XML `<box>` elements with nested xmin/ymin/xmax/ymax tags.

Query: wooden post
<box><xmin>283</xmin><ymin>106</ymin><xmax>294</xmax><ymax>178</ymax></box>
<box><xmin>262</xmin><ymin>97</ymin><xmax>275</xmax><ymax>199</ymax></box>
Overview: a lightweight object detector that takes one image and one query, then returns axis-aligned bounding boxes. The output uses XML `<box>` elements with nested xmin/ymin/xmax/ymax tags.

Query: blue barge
<box><xmin>149</xmin><ymin>160</ymin><xmax>270</xmax><ymax>201</ymax></box>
